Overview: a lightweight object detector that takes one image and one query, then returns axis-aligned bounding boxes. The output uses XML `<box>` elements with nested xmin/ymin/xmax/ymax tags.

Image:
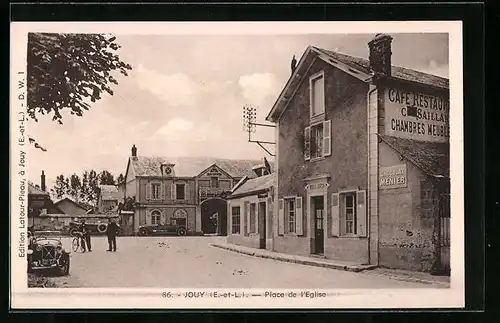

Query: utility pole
<box><xmin>242</xmin><ymin>104</ymin><xmax>276</xmax><ymax>157</ymax></box>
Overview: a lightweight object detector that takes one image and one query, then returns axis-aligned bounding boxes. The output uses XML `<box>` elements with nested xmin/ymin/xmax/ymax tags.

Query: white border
<box><xmin>10</xmin><ymin>21</ymin><xmax>464</xmax><ymax>309</ymax></box>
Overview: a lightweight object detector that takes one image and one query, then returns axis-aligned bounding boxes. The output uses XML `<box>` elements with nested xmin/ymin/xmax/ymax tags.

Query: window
<box><xmin>310</xmin><ymin>123</ymin><xmax>324</xmax><ymax>159</ymax></box>
<box><xmin>342</xmin><ymin>192</ymin><xmax>357</xmax><ymax>235</ymax></box>
<box><xmin>310</xmin><ymin>72</ymin><xmax>325</xmax><ymax>118</ymax></box>
<box><xmin>176</xmin><ymin>184</ymin><xmax>185</xmax><ymax>200</ymax></box>
<box><xmin>232</xmin><ymin>206</ymin><xmax>241</xmax><ymax>234</ymax></box>
<box><xmin>151</xmin><ymin>210</ymin><xmax>161</xmax><ymax>225</ymax></box>
<box><xmin>211</xmin><ymin>177</ymin><xmax>219</xmax><ymax>188</ymax></box>
<box><xmin>249</xmin><ymin>203</ymin><xmax>256</xmax><ymax>233</ymax></box>
<box><xmin>151</xmin><ymin>183</ymin><xmax>161</xmax><ymax>200</ymax></box>
<box><xmin>285</xmin><ymin>198</ymin><xmax>296</xmax><ymax>233</ymax></box>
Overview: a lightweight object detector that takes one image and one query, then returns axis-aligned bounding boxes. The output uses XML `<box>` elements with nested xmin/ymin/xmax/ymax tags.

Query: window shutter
<box><xmin>304</xmin><ymin>126</ymin><xmax>311</xmax><ymax>161</ymax></box>
<box><xmin>356</xmin><ymin>190</ymin><xmax>367</xmax><ymax>237</ymax></box>
<box><xmin>160</xmin><ymin>182</ymin><xmax>165</xmax><ymax>200</ymax></box>
<box><xmin>228</xmin><ymin>205</ymin><xmax>233</xmax><ymax>234</ymax></box>
<box><xmin>146</xmin><ymin>182</ymin><xmax>151</xmax><ymax>201</ymax></box>
<box><xmin>185</xmin><ymin>184</ymin><xmax>190</xmax><ymax>201</ymax></box>
<box><xmin>247</xmin><ymin>204</ymin><xmax>251</xmax><ymax>234</ymax></box>
<box><xmin>146</xmin><ymin>209</ymin><xmax>151</xmax><ymax>225</ymax></box>
<box><xmin>323</xmin><ymin>120</ymin><xmax>332</xmax><ymax>157</ymax></box>
<box><xmin>331</xmin><ymin>193</ymin><xmax>340</xmax><ymax>237</ymax></box>
<box><xmin>243</xmin><ymin>201</ymin><xmax>249</xmax><ymax>235</ymax></box>
<box><xmin>255</xmin><ymin>205</ymin><xmax>259</xmax><ymax>234</ymax></box>
<box><xmin>278</xmin><ymin>199</ymin><xmax>285</xmax><ymax>235</ymax></box>
<box><xmin>295</xmin><ymin>196</ymin><xmax>303</xmax><ymax>236</ymax></box>
<box><xmin>171</xmin><ymin>184</ymin><xmax>176</xmax><ymax>200</ymax></box>
<box><xmin>165</xmin><ymin>182</ymin><xmax>171</xmax><ymax>200</ymax></box>
<box><xmin>160</xmin><ymin>211</ymin><xmax>166</xmax><ymax>224</ymax></box>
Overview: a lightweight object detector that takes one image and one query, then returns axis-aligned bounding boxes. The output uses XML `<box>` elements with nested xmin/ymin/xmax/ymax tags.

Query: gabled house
<box><xmin>266</xmin><ymin>34</ymin><xmax>450</xmax><ymax>274</ymax></box>
<box><xmin>123</xmin><ymin>145</ymin><xmax>269</xmax><ymax>236</ymax></box>
<box><xmin>97</xmin><ymin>184</ymin><xmax>123</xmax><ymax>214</ymax></box>
<box><xmin>52</xmin><ymin>197</ymin><xmax>90</xmax><ymax>216</ymax></box>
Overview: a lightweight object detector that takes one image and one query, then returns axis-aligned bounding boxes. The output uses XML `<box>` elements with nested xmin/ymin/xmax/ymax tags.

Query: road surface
<box><xmin>43</xmin><ymin>236</ymin><xmax>437</xmax><ymax>288</ymax></box>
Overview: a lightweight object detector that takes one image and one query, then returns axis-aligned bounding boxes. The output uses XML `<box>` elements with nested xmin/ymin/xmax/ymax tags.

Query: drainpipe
<box><xmin>367</xmin><ymin>85</ymin><xmax>378</xmax><ymax>266</ymax></box>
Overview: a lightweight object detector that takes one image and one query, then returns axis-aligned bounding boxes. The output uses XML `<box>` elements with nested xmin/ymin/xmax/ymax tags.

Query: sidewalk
<box><xmin>211</xmin><ymin>242</ymin><xmax>450</xmax><ymax>287</ymax></box>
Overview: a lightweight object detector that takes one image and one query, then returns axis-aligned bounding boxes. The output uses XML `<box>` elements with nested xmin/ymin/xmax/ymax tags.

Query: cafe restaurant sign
<box><xmin>379</xmin><ymin>164</ymin><xmax>407</xmax><ymax>189</ymax></box>
<box><xmin>384</xmin><ymin>87</ymin><xmax>449</xmax><ymax>143</ymax></box>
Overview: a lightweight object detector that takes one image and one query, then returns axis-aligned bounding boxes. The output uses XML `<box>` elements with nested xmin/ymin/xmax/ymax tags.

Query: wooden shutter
<box><xmin>331</xmin><ymin>193</ymin><xmax>340</xmax><ymax>237</ymax></box>
<box><xmin>356</xmin><ymin>190</ymin><xmax>367</xmax><ymax>237</ymax></box>
<box><xmin>247</xmin><ymin>204</ymin><xmax>252</xmax><ymax>234</ymax></box>
<box><xmin>160</xmin><ymin>210</ymin><xmax>166</xmax><ymax>224</ymax></box>
<box><xmin>304</xmin><ymin>126</ymin><xmax>311</xmax><ymax>161</ymax></box>
<box><xmin>185</xmin><ymin>184</ymin><xmax>190</xmax><ymax>201</ymax></box>
<box><xmin>171</xmin><ymin>184</ymin><xmax>176</xmax><ymax>200</ymax></box>
<box><xmin>278</xmin><ymin>199</ymin><xmax>285</xmax><ymax>235</ymax></box>
<box><xmin>295</xmin><ymin>196</ymin><xmax>303</xmax><ymax>236</ymax></box>
<box><xmin>323</xmin><ymin>120</ymin><xmax>332</xmax><ymax>157</ymax></box>
<box><xmin>160</xmin><ymin>182</ymin><xmax>165</xmax><ymax>200</ymax></box>
<box><xmin>165</xmin><ymin>182</ymin><xmax>171</xmax><ymax>200</ymax></box>
<box><xmin>146</xmin><ymin>209</ymin><xmax>151</xmax><ymax>225</ymax></box>
<box><xmin>228</xmin><ymin>205</ymin><xmax>233</xmax><ymax>235</ymax></box>
<box><xmin>145</xmin><ymin>181</ymin><xmax>151</xmax><ymax>200</ymax></box>
<box><xmin>243</xmin><ymin>201</ymin><xmax>249</xmax><ymax>235</ymax></box>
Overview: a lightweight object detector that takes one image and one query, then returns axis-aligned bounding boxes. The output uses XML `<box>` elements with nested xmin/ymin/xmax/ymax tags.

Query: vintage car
<box><xmin>69</xmin><ymin>220</ymin><xmax>121</xmax><ymax>236</ymax></box>
<box><xmin>137</xmin><ymin>218</ymin><xmax>187</xmax><ymax>236</ymax></box>
<box><xmin>27</xmin><ymin>230</ymin><xmax>70</xmax><ymax>276</ymax></box>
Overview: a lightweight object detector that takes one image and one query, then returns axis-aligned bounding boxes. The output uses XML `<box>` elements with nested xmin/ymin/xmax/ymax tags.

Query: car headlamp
<box><xmin>36</xmin><ymin>245</ymin><xmax>42</xmax><ymax>251</ymax></box>
<box><xmin>27</xmin><ymin>249</ymin><xmax>33</xmax><ymax>255</ymax></box>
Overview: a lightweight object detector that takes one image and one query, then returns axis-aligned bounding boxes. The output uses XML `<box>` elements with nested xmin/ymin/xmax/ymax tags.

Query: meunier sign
<box><xmin>379</xmin><ymin>164</ymin><xmax>407</xmax><ymax>189</ymax></box>
<box><xmin>385</xmin><ymin>88</ymin><xmax>449</xmax><ymax>143</ymax></box>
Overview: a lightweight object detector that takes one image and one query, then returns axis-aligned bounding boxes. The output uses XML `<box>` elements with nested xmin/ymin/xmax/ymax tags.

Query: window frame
<box><xmin>310</xmin><ymin>121</ymin><xmax>324</xmax><ymax>160</ymax></box>
<box><xmin>150</xmin><ymin>210</ymin><xmax>161</xmax><ymax>225</ymax></box>
<box><xmin>285</xmin><ymin>197</ymin><xmax>296</xmax><ymax>234</ymax></box>
<box><xmin>339</xmin><ymin>191</ymin><xmax>358</xmax><ymax>237</ymax></box>
<box><xmin>210</xmin><ymin>176</ymin><xmax>219</xmax><ymax>188</ymax></box>
<box><xmin>309</xmin><ymin>71</ymin><xmax>326</xmax><ymax>120</ymax></box>
<box><xmin>231</xmin><ymin>206</ymin><xmax>241</xmax><ymax>234</ymax></box>
<box><xmin>150</xmin><ymin>182</ymin><xmax>161</xmax><ymax>200</ymax></box>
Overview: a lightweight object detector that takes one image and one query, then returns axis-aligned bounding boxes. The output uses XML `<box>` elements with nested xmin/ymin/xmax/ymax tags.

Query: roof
<box><xmin>266</xmin><ymin>44</ymin><xmax>449</xmax><ymax>122</ymax></box>
<box><xmin>379</xmin><ymin>135</ymin><xmax>449</xmax><ymax>178</ymax></box>
<box><xmin>98</xmin><ymin>185</ymin><xmax>122</xmax><ymax>201</ymax></box>
<box><xmin>314</xmin><ymin>47</ymin><xmax>449</xmax><ymax>90</ymax></box>
<box><xmin>28</xmin><ymin>182</ymin><xmax>49</xmax><ymax>196</ymax></box>
<box><xmin>128</xmin><ymin>156</ymin><xmax>272</xmax><ymax>179</ymax></box>
<box><xmin>53</xmin><ymin>197</ymin><xmax>90</xmax><ymax>211</ymax></box>
<box><xmin>229</xmin><ymin>173</ymin><xmax>276</xmax><ymax>198</ymax></box>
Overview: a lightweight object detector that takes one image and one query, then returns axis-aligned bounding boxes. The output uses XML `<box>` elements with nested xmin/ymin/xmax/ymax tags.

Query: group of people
<box><xmin>77</xmin><ymin>218</ymin><xmax>120</xmax><ymax>252</ymax></box>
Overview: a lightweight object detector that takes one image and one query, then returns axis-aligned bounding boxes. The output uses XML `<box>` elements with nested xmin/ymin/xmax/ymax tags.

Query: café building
<box><xmin>265</xmin><ymin>34</ymin><xmax>450</xmax><ymax>274</ymax></box>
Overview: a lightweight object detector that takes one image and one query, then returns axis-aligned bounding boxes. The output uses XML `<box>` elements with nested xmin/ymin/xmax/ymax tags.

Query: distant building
<box><xmin>226</xmin><ymin>171</ymin><xmax>276</xmax><ymax>250</ymax></box>
<box><xmin>123</xmin><ymin>144</ymin><xmax>272</xmax><ymax>236</ymax></box>
<box><xmin>97</xmin><ymin>184</ymin><xmax>123</xmax><ymax>213</ymax></box>
<box><xmin>52</xmin><ymin>197</ymin><xmax>90</xmax><ymax>216</ymax></box>
<box><xmin>265</xmin><ymin>34</ymin><xmax>450</xmax><ymax>274</ymax></box>
<box><xmin>28</xmin><ymin>171</ymin><xmax>61</xmax><ymax>227</ymax></box>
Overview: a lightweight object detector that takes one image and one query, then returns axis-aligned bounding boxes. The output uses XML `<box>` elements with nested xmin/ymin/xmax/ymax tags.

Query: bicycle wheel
<box><xmin>72</xmin><ymin>237</ymin><xmax>80</xmax><ymax>252</ymax></box>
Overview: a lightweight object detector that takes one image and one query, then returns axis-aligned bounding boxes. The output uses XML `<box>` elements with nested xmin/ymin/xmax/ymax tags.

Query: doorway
<box><xmin>200</xmin><ymin>198</ymin><xmax>228</xmax><ymax>235</ymax></box>
<box><xmin>258</xmin><ymin>202</ymin><xmax>266</xmax><ymax>249</ymax></box>
<box><xmin>312</xmin><ymin>196</ymin><xmax>325</xmax><ymax>255</ymax></box>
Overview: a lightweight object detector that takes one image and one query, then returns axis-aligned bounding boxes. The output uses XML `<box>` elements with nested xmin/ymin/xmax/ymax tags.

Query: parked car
<box><xmin>138</xmin><ymin>218</ymin><xmax>187</xmax><ymax>236</ymax></box>
<box><xmin>69</xmin><ymin>220</ymin><xmax>121</xmax><ymax>236</ymax></box>
<box><xmin>27</xmin><ymin>230</ymin><xmax>70</xmax><ymax>276</ymax></box>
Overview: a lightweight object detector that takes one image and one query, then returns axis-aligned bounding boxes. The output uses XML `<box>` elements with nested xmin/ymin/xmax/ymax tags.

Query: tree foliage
<box><xmin>50</xmin><ymin>169</ymin><xmax>119</xmax><ymax>208</ymax></box>
<box><xmin>27</xmin><ymin>32</ymin><xmax>132</xmax><ymax>124</ymax></box>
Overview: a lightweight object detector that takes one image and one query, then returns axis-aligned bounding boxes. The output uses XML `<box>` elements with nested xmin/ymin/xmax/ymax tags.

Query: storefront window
<box><xmin>231</xmin><ymin>206</ymin><xmax>241</xmax><ymax>234</ymax></box>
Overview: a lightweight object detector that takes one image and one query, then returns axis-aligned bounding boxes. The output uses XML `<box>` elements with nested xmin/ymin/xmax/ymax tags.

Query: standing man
<box><xmin>106</xmin><ymin>218</ymin><xmax>119</xmax><ymax>252</ymax></box>
<box><xmin>78</xmin><ymin>219</ymin><xmax>92</xmax><ymax>252</ymax></box>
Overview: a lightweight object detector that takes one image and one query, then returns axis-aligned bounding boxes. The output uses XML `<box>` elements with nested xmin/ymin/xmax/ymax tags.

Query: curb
<box><xmin>211</xmin><ymin>244</ymin><xmax>376</xmax><ymax>273</ymax></box>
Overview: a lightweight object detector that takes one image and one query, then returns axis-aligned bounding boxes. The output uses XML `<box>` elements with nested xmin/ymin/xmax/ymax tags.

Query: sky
<box><xmin>25</xmin><ymin>32</ymin><xmax>449</xmax><ymax>190</ymax></box>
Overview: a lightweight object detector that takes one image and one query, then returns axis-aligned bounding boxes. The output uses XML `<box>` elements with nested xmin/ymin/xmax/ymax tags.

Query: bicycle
<box><xmin>71</xmin><ymin>232</ymin><xmax>85</xmax><ymax>253</ymax></box>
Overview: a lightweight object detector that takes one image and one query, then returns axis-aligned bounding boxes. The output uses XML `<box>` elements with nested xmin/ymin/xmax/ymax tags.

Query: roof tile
<box><xmin>231</xmin><ymin>173</ymin><xmax>276</xmax><ymax>196</ymax></box>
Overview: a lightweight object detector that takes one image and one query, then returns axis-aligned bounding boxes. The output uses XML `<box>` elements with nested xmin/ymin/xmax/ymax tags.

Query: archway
<box><xmin>200</xmin><ymin>198</ymin><xmax>227</xmax><ymax>236</ymax></box>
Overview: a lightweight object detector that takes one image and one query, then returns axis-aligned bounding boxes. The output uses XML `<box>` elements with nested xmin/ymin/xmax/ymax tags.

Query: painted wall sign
<box><xmin>305</xmin><ymin>182</ymin><xmax>329</xmax><ymax>191</ymax></box>
<box><xmin>384</xmin><ymin>88</ymin><xmax>449</xmax><ymax>143</ymax></box>
<box><xmin>379</xmin><ymin>164</ymin><xmax>407</xmax><ymax>189</ymax></box>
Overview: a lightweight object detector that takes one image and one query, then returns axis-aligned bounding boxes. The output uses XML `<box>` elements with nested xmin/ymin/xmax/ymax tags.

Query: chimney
<box><xmin>131</xmin><ymin>144</ymin><xmax>137</xmax><ymax>157</ymax></box>
<box><xmin>41</xmin><ymin>170</ymin><xmax>46</xmax><ymax>192</ymax></box>
<box><xmin>291</xmin><ymin>55</ymin><xmax>297</xmax><ymax>74</ymax></box>
<box><xmin>368</xmin><ymin>33</ymin><xmax>393</xmax><ymax>77</ymax></box>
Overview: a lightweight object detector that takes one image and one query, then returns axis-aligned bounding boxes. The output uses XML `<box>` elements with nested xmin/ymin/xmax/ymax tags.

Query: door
<box><xmin>313</xmin><ymin>196</ymin><xmax>325</xmax><ymax>255</ymax></box>
<box><xmin>258</xmin><ymin>202</ymin><xmax>266</xmax><ymax>249</ymax></box>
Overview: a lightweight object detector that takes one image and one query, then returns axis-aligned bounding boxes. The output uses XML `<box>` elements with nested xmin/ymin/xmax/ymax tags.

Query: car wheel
<box><xmin>177</xmin><ymin>227</ymin><xmax>187</xmax><ymax>236</ymax></box>
<box><xmin>139</xmin><ymin>228</ymin><xmax>148</xmax><ymax>236</ymax></box>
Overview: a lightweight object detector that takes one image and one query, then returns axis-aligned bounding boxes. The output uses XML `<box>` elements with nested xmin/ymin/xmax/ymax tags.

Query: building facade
<box><xmin>265</xmin><ymin>34</ymin><xmax>450</xmax><ymax>274</ymax></box>
<box><xmin>226</xmin><ymin>166</ymin><xmax>275</xmax><ymax>250</ymax></box>
<box><xmin>52</xmin><ymin>197</ymin><xmax>90</xmax><ymax>216</ymax></box>
<box><xmin>97</xmin><ymin>185</ymin><xmax>123</xmax><ymax>214</ymax></box>
<box><xmin>123</xmin><ymin>145</ymin><xmax>265</xmax><ymax>235</ymax></box>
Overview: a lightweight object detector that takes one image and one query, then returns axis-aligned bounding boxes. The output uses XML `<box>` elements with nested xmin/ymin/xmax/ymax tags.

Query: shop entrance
<box><xmin>258</xmin><ymin>201</ymin><xmax>266</xmax><ymax>249</ymax></box>
<box><xmin>312</xmin><ymin>196</ymin><xmax>325</xmax><ymax>255</ymax></box>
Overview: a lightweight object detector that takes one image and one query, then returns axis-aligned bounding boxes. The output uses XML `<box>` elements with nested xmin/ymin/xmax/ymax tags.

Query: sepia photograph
<box><xmin>10</xmin><ymin>21</ymin><xmax>464</xmax><ymax>309</ymax></box>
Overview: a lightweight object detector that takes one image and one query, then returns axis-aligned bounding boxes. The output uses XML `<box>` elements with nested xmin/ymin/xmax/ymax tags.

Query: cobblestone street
<box><xmin>43</xmin><ymin>236</ymin><xmax>440</xmax><ymax>288</ymax></box>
